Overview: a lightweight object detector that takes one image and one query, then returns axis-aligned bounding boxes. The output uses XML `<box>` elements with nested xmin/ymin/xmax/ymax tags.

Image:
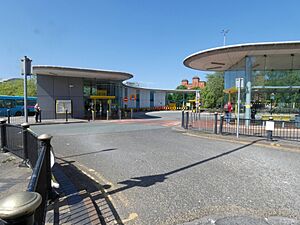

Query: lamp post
<box><xmin>21</xmin><ymin>56</ymin><xmax>32</xmax><ymax>123</ymax></box>
<box><xmin>221</xmin><ymin>29</ymin><xmax>230</xmax><ymax>46</ymax></box>
<box><xmin>270</xmin><ymin>92</ymin><xmax>275</xmax><ymax>115</ymax></box>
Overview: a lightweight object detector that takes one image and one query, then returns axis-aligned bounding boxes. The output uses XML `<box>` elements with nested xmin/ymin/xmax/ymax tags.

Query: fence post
<box><xmin>185</xmin><ymin>111</ymin><xmax>189</xmax><ymax>129</ymax></box>
<box><xmin>0</xmin><ymin>119</ymin><xmax>7</xmax><ymax>152</ymax></box>
<box><xmin>37</xmin><ymin>134</ymin><xmax>53</xmax><ymax>195</ymax></box>
<box><xmin>7</xmin><ymin>109</ymin><xmax>11</xmax><ymax>124</ymax></box>
<box><xmin>65</xmin><ymin>109</ymin><xmax>68</xmax><ymax>122</ymax></box>
<box><xmin>20</xmin><ymin>123</ymin><xmax>31</xmax><ymax>168</ymax></box>
<box><xmin>214</xmin><ymin>112</ymin><xmax>218</xmax><ymax>134</ymax></box>
<box><xmin>181</xmin><ymin>110</ymin><xmax>185</xmax><ymax>128</ymax></box>
<box><xmin>219</xmin><ymin>114</ymin><xmax>224</xmax><ymax>134</ymax></box>
<box><xmin>0</xmin><ymin>191</ymin><xmax>42</xmax><ymax>225</ymax></box>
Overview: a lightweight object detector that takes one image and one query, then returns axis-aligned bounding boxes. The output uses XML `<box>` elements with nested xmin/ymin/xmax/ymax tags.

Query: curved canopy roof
<box><xmin>184</xmin><ymin>41</ymin><xmax>300</xmax><ymax>71</ymax></box>
<box><xmin>32</xmin><ymin>65</ymin><xmax>133</xmax><ymax>81</ymax></box>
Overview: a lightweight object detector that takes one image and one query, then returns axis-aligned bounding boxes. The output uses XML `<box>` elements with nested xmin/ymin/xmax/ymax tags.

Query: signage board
<box><xmin>56</xmin><ymin>100</ymin><xmax>72</xmax><ymax>114</ymax></box>
<box><xmin>266</xmin><ymin>121</ymin><xmax>275</xmax><ymax>131</ymax></box>
<box><xmin>97</xmin><ymin>90</ymin><xmax>107</xmax><ymax>96</ymax></box>
<box><xmin>235</xmin><ymin>78</ymin><xmax>244</xmax><ymax>88</ymax></box>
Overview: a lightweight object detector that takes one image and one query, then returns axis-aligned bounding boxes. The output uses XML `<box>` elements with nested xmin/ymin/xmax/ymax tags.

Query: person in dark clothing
<box><xmin>251</xmin><ymin>105</ymin><xmax>257</xmax><ymax>120</ymax></box>
<box><xmin>34</xmin><ymin>103</ymin><xmax>40</xmax><ymax>123</ymax></box>
<box><xmin>87</xmin><ymin>106</ymin><xmax>92</xmax><ymax>122</ymax></box>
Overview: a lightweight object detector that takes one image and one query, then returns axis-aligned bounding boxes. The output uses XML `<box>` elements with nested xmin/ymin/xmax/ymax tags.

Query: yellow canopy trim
<box><xmin>90</xmin><ymin>95</ymin><xmax>116</xmax><ymax>100</ymax></box>
<box><xmin>223</xmin><ymin>87</ymin><xmax>238</xmax><ymax>94</ymax></box>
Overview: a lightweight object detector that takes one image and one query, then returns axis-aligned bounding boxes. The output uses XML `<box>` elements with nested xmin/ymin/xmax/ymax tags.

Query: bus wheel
<box><xmin>15</xmin><ymin>111</ymin><xmax>22</xmax><ymax>116</ymax></box>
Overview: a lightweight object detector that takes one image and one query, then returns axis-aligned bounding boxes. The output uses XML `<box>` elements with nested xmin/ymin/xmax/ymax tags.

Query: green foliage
<box><xmin>167</xmin><ymin>85</ymin><xmax>187</xmax><ymax>105</ymax></box>
<box><xmin>0</xmin><ymin>77</ymin><xmax>37</xmax><ymax>96</ymax></box>
<box><xmin>202</xmin><ymin>72</ymin><xmax>224</xmax><ymax>108</ymax></box>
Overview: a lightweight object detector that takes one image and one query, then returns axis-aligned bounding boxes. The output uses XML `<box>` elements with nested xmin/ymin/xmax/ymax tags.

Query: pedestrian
<box><xmin>251</xmin><ymin>105</ymin><xmax>257</xmax><ymax>120</ymax></box>
<box><xmin>224</xmin><ymin>101</ymin><xmax>232</xmax><ymax>124</ymax></box>
<box><xmin>87</xmin><ymin>105</ymin><xmax>92</xmax><ymax>122</ymax></box>
<box><xmin>34</xmin><ymin>103</ymin><xmax>41</xmax><ymax>123</ymax></box>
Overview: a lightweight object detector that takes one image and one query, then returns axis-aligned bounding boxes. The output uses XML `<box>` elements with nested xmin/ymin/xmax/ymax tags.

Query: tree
<box><xmin>167</xmin><ymin>85</ymin><xmax>187</xmax><ymax>106</ymax></box>
<box><xmin>202</xmin><ymin>73</ymin><xmax>224</xmax><ymax>108</ymax></box>
<box><xmin>0</xmin><ymin>77</ymin><xmax>37</xmax><ymax>96</ymax></box>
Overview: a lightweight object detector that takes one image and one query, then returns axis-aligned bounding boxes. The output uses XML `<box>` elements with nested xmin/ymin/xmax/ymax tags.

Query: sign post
<box><xmin>235</xmin><ymin>78</ymin><xmax>244</xmax><ymax>138</ymax></box>
<box><xmin>195</xmin><ymin>90</ymin><xmax>200</xmax><ymax>113</ymax></box>
<box><xmin>21</xmin><ymin>56</ymin><xmax>32</xmax><ymax>123</ymax></box>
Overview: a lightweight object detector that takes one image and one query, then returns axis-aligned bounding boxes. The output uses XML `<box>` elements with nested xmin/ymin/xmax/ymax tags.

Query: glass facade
<box><xmin>83</xmin><ymin>79</ymin><xmax>123</xmax><ymax>118</ymax></box>
<box><xmin>224</xmin><ymin>54</ymin><xmax>300</xmax><ymax>115</ymax></box>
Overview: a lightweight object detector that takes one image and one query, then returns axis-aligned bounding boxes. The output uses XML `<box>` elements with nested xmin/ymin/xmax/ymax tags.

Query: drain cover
<box><xmin>215</xmin><ymin>216</ymin><xmax>268</xmax><ymax>225</ymax></box>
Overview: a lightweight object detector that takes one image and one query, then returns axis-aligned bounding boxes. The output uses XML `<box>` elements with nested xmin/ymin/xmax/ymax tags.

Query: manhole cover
<box><xmin>215</xmin><ymin>216</ymin><xmax>268</xmax><ymax>225</ymax></box>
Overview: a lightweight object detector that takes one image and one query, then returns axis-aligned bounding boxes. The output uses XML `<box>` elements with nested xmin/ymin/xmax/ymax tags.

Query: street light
<box><xmin>221</xmin><ymin>29</ymin><xmax>230</xmax><ymax>46</ymax></box>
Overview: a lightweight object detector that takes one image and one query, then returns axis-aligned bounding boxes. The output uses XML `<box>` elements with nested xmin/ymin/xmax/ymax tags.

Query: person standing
<box><xmin>224</xmin><ymin>101</ymin><xmax>232</xmax><ymax>124</ymax></box>
<box><xmin>34</xmin><ymin>103</ymin><xmax>41</xmax><ymax>123</ymax></box>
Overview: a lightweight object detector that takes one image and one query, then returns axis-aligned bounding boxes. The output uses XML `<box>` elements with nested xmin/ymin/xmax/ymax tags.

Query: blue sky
<box><xmin>1</xmin><ymin>0</ymin><xmax>300</xmax><ymax>89</ymax></box>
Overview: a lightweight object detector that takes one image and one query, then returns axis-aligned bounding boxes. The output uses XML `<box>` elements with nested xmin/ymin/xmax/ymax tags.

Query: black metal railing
<box><xmin>183</xmin><ymin>111</ymin><xmax>300</xmax><ymax>141</ymax></box>
<box><xmin>4</xmin><ymin>124</ymin><xmax>23</xmax><ymax>158</ymax></box>
<box><xmin>27</xmin><ymin>136</ymin><xmax>52</xmax><ymax>225</ymax></box>
<box><xmin>0</xmin><ymin>119</ymin><xmax>53</xmax><ymax>225</ymax></box>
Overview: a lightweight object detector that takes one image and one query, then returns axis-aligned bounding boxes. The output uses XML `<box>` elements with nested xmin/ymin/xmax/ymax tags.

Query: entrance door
<box><xmin>93</xmin><ymin>99</ymin><xmax>108</xmax><ymax>119</ymax></box>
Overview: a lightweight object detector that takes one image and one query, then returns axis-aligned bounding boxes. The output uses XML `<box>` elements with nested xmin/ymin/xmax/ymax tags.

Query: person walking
<box><xmin>34</xmin><ymin>103</ymin><xmax>41</xmax><ymax>123</ymax></box>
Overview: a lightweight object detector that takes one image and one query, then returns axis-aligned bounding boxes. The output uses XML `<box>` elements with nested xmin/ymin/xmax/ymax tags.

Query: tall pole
<box><xmin>236</xmin><ymin>79</ymin><xmax>241</xmax><ymax>138</ymax></box>
<box><xmin>24</xmin><ymin>69</ymin><xmax>28</xmax><ymax>122</ymax></box>
<box><xmin>221</xmin><ymin>29</ymin><xmax>229</xmax><ymax>46</ymax></box>
<box><xmin>21</xmin><ymin>56</ymin><xmax>31</xmax><ymax>123</ymax></box>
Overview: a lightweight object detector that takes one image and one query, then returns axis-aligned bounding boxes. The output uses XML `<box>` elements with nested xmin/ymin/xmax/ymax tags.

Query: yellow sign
<box><xmin>96</xmin><ymin>90</ymin><xmax>107</xmax><ymax>96</ymax></box>
<box><xmin>90</xmin><ymin>95</ymin><xmax>115</xmax><ymax>100</ymax></box>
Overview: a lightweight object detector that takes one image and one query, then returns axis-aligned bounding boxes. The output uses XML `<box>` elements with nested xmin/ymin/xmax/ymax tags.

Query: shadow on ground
<box><xmin>107</xmin><ymin>139</ymin><xmax>263</xmax><ymax>195</ymax></box>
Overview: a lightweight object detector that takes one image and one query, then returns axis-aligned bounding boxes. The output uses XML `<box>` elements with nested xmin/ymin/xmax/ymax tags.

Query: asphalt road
<box><xmin>31</xmin><ymin>112</ymin><xmax>300</xmax><ymax>225</ymax></box>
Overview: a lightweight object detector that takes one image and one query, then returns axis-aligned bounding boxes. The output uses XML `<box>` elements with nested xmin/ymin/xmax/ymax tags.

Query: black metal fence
<box><xmin>27</xmin><ymin>137</ymin><xmax>52</xmax><ymax>225</ymax></box>
<box><xmin>182</xmin><ymin>111</ymin><xmax>300</xmax><ymax>142</ymax></box>
<box><xmin>0</xmin><ymin>119</ymin><xmax>52</xmax><ymax>224</ymax></box>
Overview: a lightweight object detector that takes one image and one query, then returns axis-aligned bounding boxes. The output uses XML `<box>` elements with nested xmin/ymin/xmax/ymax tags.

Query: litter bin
<box><xmin>295</xmin><ymin>114</ymin><xmax>300</xmax><ymax>128</ymax></box>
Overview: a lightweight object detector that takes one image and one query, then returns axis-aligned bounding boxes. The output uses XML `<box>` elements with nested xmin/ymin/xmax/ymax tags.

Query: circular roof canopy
<box><xmin>184</xmin><ymin>41</ymin><xmax>300</xmax><ymax>71</ymax></box>
<box><xmin>32</xmin><ymin>65</ymin><xmax>133</xmax><ymax>81</ymax></box>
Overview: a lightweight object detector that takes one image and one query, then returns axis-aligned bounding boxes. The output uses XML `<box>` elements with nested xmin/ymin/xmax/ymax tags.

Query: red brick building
<box><xmin>181</xmin><ymin>76</ymin><xmax>206</xmax><ymax>89</ymax></box>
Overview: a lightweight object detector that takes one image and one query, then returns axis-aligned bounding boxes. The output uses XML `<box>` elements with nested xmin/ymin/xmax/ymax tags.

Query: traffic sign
<box><xmin>235</xmin><ymin>78</ymin><xmax>244</xmax><ymax>88</ymax></box>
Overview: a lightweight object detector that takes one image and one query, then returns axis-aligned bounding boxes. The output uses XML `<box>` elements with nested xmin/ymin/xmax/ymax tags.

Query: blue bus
<box><xmin>0</xmin><ymin>96</ymin><xmax>37</xmax><ymax>117</ymax></box>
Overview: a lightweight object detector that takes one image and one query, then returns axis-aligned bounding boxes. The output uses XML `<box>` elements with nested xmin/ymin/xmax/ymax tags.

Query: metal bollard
<box><xmin>20</xmin><ymin>123</ymin><xmax>30</xmax><ymax>168</ymax></box>
<box><xmin>39</xmin><ymin>110</ymin><xmax>42</xmax><ymax>123</ymax></box>
<box><xmin>214</xmin><ymin>112</ymin><xmax>218</xmax><ymax>134</ymax></box>
<box><xmin>185</xmin><ymin>111</ymin><xmax>189</xmax><ymax>129</ymax></box>
<box><xmin>65</xmin><ymin>109</ymin><xmax>68</xmax><ymax>122</ymax></box>
<box><xmin>181</xmin><ymin>111</ymin><xmax>185</xmax><ymax>128</ymax></box>
<box><xmin>118</xmin><ymin>109</ymin><xmax>121</xmax><ymax>120</ymax></box>
<box><xmin>0</xmin><ymin>192</ymin><xmax>42</xmax><ymax>225</ymax></box>
<box><xmin>92</xmin><ymin>110</ymin><xmax>95</xmax><ymax>121</ymax></box>
<box><xmin>219</xmin><ymin>114</ymin><xmax>224</xmax><ymax>134</ymax></box>
<box><xmin>131</xmin><ymin>109</ymin><xmax>133</xmax><ymax>119</ymax></box>
<box><xmin>7</xmin><ymin>109</ymin><xmax>11</xmax><ymax>124</ymax></box>
<box><xmin>0</xmin><ymin>119</ymin><xmax>7</xmax><ymax>152</ymax></box>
